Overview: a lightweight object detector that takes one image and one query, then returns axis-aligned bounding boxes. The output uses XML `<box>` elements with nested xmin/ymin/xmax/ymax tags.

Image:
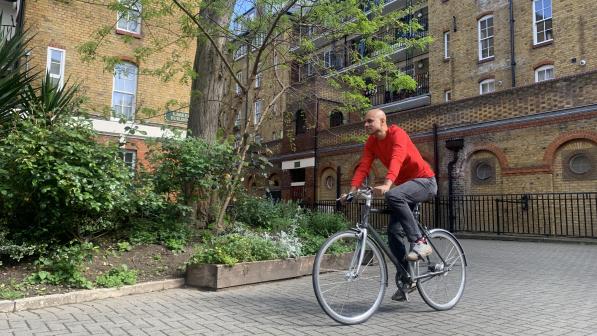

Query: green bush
<box><xmin>26</xmin><ymin>242</ymin><xmax>95</xmax><ymax>289</ymax></box>
<box><xmin>95</xmin><ymin>265</ymin><xmax>137</xmax><ymax>288</ymax></box>
<box><xmin>230</xmin><ymin>194</ymin><xmax>279</xmax><ymax>230</ymax></box>
<box><xmin>188</xmin><ymin>233</ymin><xmax>285</xmax><ymax>266</ymax></box>
<box><xmin>307</xmin><ymin>212</ymin><xmax>350</xmax><ymax>237</ymax></box>
<box><xmin>0</xmin><ymin>117</ymin><xmax>133</xmax><ymax>242</ymax></box>
<box><xmin>126</xmin><ymin>217</ymin><xmax>192</xmax><ymax>248</ymax></box>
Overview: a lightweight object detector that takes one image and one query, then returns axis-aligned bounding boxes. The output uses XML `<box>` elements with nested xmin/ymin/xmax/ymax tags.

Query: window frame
<box><xmin>479</xmin><ymin>78</ymin><xmax>495</xmax><ymax>95</ymax></box>
<box><xmin>443</xmin><ymin>31</ymin><xmax>450</xmax><ymax>59</ymax></box>
<box><xmin>444</xmin><ymin>90</ymin><xmax>452</xmax><ymax>102</ymax></box>
<box><xmin>46</xmin><ymin>47</ymin><xmax>66</xmax><ymax>89</ymax></box>
<box><xmin>116</xmin><ymin>0</ymin><xmax>142</xmax><ymax>34</ymax></box>
<box><xmin>535</xmin><ymin>64</ymin><xmax>555</xmax><ymax>82</ymax></box>
<box><xmin>532</xmin><ymin>0</ymin><xmax>553</xmax><ymax>45</ymax></box>
<box><xmin>255</xmin><ymin>63</ymin><xmax>262</xmax><ymax>88</ymax></box>
<box><xmin>477</xmin><ymin>15</ymin><xmax>494</xmax><ymax>61</ymax></box>
<box><xmin>111</xmin><ymin>62</ymin><xmax>138</xmax><ymax>121</ymax></box>
<box><xmin>235</xmin><ymin>71</ymin><xmax>243</xmax><ymax>94</ymax></box>
<box><xmin>254</xmin><ymin>100</ymin><xmax>262</xmax><ymax>125</ymax></box>
<box><xmin>119</xmin><ymin>149</ymin><xmax>137</xmax><ymax>172</ymax></box>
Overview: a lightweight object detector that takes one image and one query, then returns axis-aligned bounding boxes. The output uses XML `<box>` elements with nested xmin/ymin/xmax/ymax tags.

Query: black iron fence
<box><xmin>311</xmin><ymin>193</ymin><xmax>597</xmax><ymax>239</ymax></box>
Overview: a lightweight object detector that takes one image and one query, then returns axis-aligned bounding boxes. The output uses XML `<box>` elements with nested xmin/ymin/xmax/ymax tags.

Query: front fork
<box><xmin>347</xmin><ymin>228</ymin><xmax>368</xmax><ymax>279</ymax></box>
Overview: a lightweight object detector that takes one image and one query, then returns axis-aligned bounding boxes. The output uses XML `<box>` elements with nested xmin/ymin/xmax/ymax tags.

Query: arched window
<box><xmin>295</xmin><ymin>109</ymin><xmax>306</xmax><ymax>134</ymax></box>
<box><xmin>329</xmin><ymin>110</ymin><xmax>344</xmax><ymax>127</ymax></box>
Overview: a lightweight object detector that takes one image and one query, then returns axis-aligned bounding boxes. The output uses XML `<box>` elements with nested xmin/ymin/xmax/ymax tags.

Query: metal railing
<box><xmin>311</xmin><ymin>193</ymin><xmax>597</xmax><ymax>239</ymax></box>
<box><xmin>1</xmin><ymin>24</ymin><xmax>16</xmax><ymax>41</ymax></box>
<box><xmin>367</xmin><ymin>72</ymin><xmax>429</xmax><ymax>106</ymax></box>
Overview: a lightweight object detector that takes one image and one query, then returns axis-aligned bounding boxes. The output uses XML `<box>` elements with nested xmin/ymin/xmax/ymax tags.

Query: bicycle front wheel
<box><xmin>312</xmin><ymin>230</ymin><xmax>387</xmax><ymax>325</ymax></box>
<box><xmin>416</xmin><ymin>229</ymin><xmax>466</xmax><ymax>310</ymax></box>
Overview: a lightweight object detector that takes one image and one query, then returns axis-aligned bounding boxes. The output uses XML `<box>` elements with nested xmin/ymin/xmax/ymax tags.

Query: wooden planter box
<box><xmin>186</xmin><ymin>253</ymin><xmax>351</xmax><ymax>290</ymax></box>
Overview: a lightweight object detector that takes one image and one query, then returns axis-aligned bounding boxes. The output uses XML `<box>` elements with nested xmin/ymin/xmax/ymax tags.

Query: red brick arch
<box><xmin>466</xmin><ymin>145</ymin><xmax>509</xmax><ymax>170</ymax></box>
<box><xmin>542</xmin><ymin>131</ymin><xmax>597</xmax><ymax>169</ymax></box>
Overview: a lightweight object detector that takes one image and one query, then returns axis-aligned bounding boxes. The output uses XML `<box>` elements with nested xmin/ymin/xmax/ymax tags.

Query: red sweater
<box><xmin>351</xmin><ymin>125</ymin><xmax>434</xmax><ymax>187</ymax></box>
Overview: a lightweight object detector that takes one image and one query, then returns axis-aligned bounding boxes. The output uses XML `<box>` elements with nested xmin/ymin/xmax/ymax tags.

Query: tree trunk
<box><xmin>185</xmin><ymin>2</ymin><xmax>235</xmax><ymax>227</ymax></box>
<box><xmin>187</xmin><ymin>2</ymin><xmax>235</xmax><ymax>143</ymax></box>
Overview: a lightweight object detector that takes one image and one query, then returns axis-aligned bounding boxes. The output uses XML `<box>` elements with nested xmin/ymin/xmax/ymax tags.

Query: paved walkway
<box><xmin>2</xmin><ymin>239</ymin><xmax>597</xmax><ymax>335</ymax></box>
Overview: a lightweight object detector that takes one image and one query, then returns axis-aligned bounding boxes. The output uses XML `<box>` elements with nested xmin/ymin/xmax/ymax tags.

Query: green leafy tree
<box><xmin>80</xmin><ymin>0</ymin><xmax>431</xmax><ymax>230</ymax></box>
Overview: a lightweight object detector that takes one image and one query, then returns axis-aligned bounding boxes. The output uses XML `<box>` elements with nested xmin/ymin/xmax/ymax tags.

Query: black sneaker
<box><xmin>391</xmin><ymin>287</ymin><xmax>409</xmax><ymax>302</ymax></box>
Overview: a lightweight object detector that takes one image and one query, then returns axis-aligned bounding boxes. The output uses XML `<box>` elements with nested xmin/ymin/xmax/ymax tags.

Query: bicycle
<box><xmin>312</xmin><ymin>187</ymin><xmax>467</xmax><ymax>325</ymax></box>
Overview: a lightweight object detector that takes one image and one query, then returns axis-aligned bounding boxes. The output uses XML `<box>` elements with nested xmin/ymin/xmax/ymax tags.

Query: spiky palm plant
<box><xmin>0</xmin><ymin>24</ymin><xmax>35</xmax><ymax>125</ymax></box>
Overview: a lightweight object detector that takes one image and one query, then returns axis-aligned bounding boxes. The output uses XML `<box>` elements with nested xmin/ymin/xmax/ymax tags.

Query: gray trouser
<box><xmin>384</xmin><ymin>177</ymin><xmax>437</xmax><ymax>277</ymax></box>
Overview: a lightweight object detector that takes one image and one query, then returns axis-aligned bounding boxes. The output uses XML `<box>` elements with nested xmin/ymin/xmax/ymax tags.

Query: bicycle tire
<box><xmin>416</xmin><ymin>229</ymin><xmax>466</xmax><ymax>310</ymax></box>
<box><xmin>312</xmin><ymin>230</ymin><xmax>387</xmax><ymax>325</ymax></box>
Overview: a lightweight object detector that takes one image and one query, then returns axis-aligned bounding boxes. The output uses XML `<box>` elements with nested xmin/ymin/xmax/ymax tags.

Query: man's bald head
<box><xmin>364</xmin><ymin>108</ymin><xmax>388</xmax><ymax>138</ymax></box>
<box><xmin>365</xmin><ymin>108</ymin><xmax>387</xmax><ymax>122</ymax></box>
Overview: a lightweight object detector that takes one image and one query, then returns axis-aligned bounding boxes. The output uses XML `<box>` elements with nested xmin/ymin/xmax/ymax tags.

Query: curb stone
<box><xmin>0</xmin><ymin>278</ymin><xmax>185</xmax><ymax>313</ymax></box>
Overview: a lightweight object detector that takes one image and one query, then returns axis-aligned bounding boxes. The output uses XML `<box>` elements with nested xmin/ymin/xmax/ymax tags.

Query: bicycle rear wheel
<box><xmin>312</xmin><ymin>230</ymin><xmax>387</xmax><ymax>325</ymax></box>
<box><xmin>415</xmin><ymin>229</ymin><xmax>466</xmax><ymax>310</ymax></box>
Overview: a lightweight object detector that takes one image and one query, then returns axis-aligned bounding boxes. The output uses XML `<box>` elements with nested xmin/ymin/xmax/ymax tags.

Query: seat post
<box><xmin>413</xmin><ymin>203</ymin><xmax>421</xmax><ymax>222</ymax></box>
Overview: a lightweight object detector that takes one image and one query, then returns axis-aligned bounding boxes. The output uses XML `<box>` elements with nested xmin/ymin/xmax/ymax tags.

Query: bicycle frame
<box><xmin>347</xmin><ymin>188</ymin><xmax>453</xmax><ymax>283</ymax></box>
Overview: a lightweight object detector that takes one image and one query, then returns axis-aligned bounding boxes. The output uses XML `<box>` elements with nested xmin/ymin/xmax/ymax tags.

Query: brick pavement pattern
<box><xmin>2</xmin><ymin>239</ymin><xmax>597</xmax><ymax>336</ymax></box>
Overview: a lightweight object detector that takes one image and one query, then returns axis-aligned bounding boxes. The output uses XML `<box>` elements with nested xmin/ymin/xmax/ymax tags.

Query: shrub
<box><xmin>95</xmin><ymin>265</ymin><xmax>137</xmax><ymax>288</ymax></box>
<box><xmin>229</xmin><ymin>194</ymin><xmax>279</xmax><ymax>230</ymax></box>
<box><xmin>0</xmin><ymin>117</ymin><xmax>133</xmax><ymax>242</ymax></box>
<box><xmin>26</xmin><ymin>242</ymin><xmax>95</xmax><ymax>289</ymax></box>
<box><xmin>188</xmin><ymin>233</ymin><xmax>285</xmax><ymax>266</ymax></box>
<box><xmin>307</xmin><ymin>212</ymin><xmax>350</xmax><ymax>237</ymax></box>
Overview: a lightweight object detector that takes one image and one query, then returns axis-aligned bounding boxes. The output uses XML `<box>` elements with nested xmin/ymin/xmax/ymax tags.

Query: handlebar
<box><xmin>336</xmin><ymin>187</ymin><xmax>373</xmax><ymax>203</ymax></box>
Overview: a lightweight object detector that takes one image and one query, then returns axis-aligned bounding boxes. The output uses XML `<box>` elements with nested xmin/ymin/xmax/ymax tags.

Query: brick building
<box><xmin>255</xmin><ymin>0</ymin><xmax>597</xmax><ymax>203</ymax></box>
<box><xmin>4</xmin><ymin>0</ymin><xmax>195</xmax><ymax>169</ymax></box>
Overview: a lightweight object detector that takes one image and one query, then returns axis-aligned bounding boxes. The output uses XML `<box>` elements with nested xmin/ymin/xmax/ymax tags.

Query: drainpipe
<box><xmin>312</xmin><ymin>97</ymin><xmax>319</xmax><ymax>206</ymax></box>
<box><xmin>509</xmin><ymin>0</ymin><xmax>516</xmax><ymax>87</ymax></box>
<box><xmin>335</xmin><ymin>165</ymin><xmax>342</xmax><ymax>211</ymax></box>
<box><xmin>445</xmin><ymin>139</ymin><xmax>464</xmax><ymax>232</ymax></box>
<box><xmin>433</xmin><ymin>124</ymin><xmax>440</xmax><ymax>228</ymax></box>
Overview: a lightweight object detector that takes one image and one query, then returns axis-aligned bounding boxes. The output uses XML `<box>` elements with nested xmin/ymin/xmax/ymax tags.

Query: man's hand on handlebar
<box><xmin>373</xmin><ymin>179</ymin><xmax>393</xmax><ymax>197</ymax></box>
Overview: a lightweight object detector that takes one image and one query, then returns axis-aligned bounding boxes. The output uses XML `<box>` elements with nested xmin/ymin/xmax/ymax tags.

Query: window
<box><xmin>306</xmin><ymin>62</ymin><xmax>314</xmax><ymax>77</ymax></box>
<box><xmin>46</xmin><ymin>47</ymin><xmax>65</xmax><ymax>89</ymax></box>
<box><xmin>254</xmin><ymin>100</ymin><xmax>262</xmax><ymax>124</ymax></box>
<box><xmin>443</xmin><ymin>31</ymin><xmax>450</xmax><ymax>59</ymax></box>
<box><xmin>329</xmin><ymin>110</ymin><xmax>343</xmax><ymax>127</ymax></box>
<box><xmin>569</xmin><ymin>154</ymin><xmax>591</xmax><ymax>175</ymax></box>
<box><xmin>479</xmin><ymin>79</ymin><xmax>495</xmax><ymax>95</ymax></box>
<box><xmin>234</xmin><ymin>45</ymin><xmax>247</xmax><ymax>60</ymax></box>
<box><xmin>119</xmin><ymin>149</ymin><xmax>136</xmax><ymax>171</ymax></box>
<box><xmin>444</xmin><ymin>90</ymin><xmax>452</xmax><ymax>102</ymax></box>
<box><xmin>112</xmin><ymin>62</ymin><xmax>138</xmax><ymax>120</ymax></box>
<box><xmin>472</xmin><ymin>161</ymin><xmax>495</xmax><ymax>184</ymax></box>
<box><xmin>535</xmin><ymin>65</ymin><xmax>554</xmax><ymax>82</ymax></box>
<box><xmin>324</xmin><ymin>50</ymin><xmax>334</xmax><ymax>68</ymax></box>
<box><xmin>116</xmin><ymin>0</ymin><xmax>141</xmax><ymax>34</ymax></box>
<box><xmin>533</xmin><ymin>0</ymin><xmax>553</xmax><ymax>44</ymax></box>
<box><xmin>235</xmin><ymin>110</ymin><xmax>241</xmax><ymax>127</ymax></box>
<box><xmin>253</xmin><ymin>33</ymin><xmax>264</xmax><ymax>49</ymax></box>
<box><xmin>295</xmin><ymin>109</ymin><xmax>306</xmax><ymax>135</ymax></box>
<box><xmin>255</xmin><ymin>63</ymin><xmax>262</xmax><ymax>88</ymax></box>
<box><xmin>478</xmin><ymin>15</ymin><xmax>494</xmax><ymax>60</ymax></box>
<box><xmin>235</xmin><ymin>71</ymin><xmax>243</xmax><ymax>94</ymax></box>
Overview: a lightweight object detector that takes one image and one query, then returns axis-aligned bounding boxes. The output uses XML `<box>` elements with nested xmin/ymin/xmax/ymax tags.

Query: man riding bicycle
<box><xmin>341</xmin><ymin>108</ymin><xmax>437</xmax><ymax>301</ymax></box>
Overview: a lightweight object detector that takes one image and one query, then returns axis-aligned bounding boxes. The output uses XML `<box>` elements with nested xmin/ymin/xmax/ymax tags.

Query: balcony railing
<box><xmin>1</xmin><ymin>24</ymin><xmax>16</xmax><ymax>41</ymax></box>
<box><xmin>367</xmin><ymin>72</ymin><xmax>429</xmax><ymax>106</ymax></box>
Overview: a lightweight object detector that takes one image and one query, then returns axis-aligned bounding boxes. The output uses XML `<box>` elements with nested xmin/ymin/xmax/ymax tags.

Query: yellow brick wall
<box><xmin>24</xmin><ymin>0</ymin><xmax>195</xmax><ymax>127</ymax></box>
<box><xmin>429</xmin><ymin>0</ymin><xmax>597</xmax><ymax>104</ymax></box>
